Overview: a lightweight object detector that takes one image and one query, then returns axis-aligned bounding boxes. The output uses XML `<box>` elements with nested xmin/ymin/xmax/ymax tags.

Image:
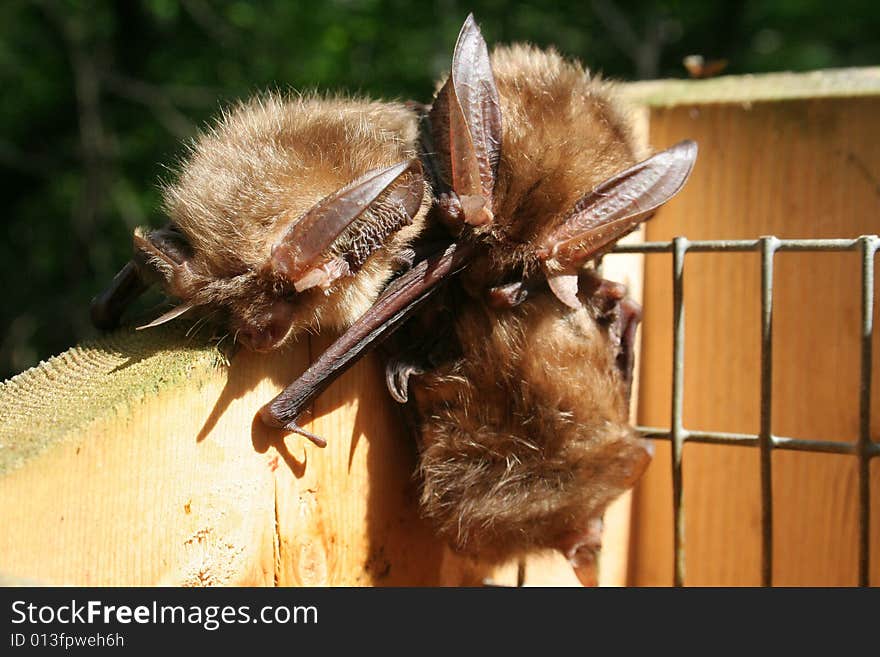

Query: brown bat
<box><xmin>259</xmin><ymin>15</ymin><xmax>696</xmax><ymax>581</ymax></box>
<box><xmin>263</xmin><ymin>23</ymin><xmax>697</xmax><ymax>578</ymax></box>
<box><xmin>91</xmin><ymin>93</ymin><xmax>429</xmax><ymax>357</ymax></box>
<box><xmin>394</xmin><ymin>19</ymin><xmax>698</xmax><ymax>579</ymax></box>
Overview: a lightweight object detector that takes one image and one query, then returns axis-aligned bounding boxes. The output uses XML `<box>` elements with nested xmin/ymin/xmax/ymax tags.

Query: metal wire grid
<box><xmin>612</xmin><ymin>235</ymin><xmax>879</xmax><ymax>587</ymax></box>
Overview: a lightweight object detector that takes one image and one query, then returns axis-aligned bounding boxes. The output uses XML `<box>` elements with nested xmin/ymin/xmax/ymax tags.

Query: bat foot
<box><xmin>384</xmin><ymin>358</ymin><xmax>424</xmax><ymax>403</ymax></box>
<box><xmin>559</xmin><ymin>517</ymin><xmax>604</xmax><ymax>585</ymax></box>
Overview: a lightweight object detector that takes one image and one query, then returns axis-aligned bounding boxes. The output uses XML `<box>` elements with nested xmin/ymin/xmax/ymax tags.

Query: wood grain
<box><xmin>629</xmin><ymin>95</ymin><xmax>880</xmax><ymax>586</ymax></box>
<box><xmin>0</xmin><ymin>327</ymin><xmax>563</xmax><ymax>586</ymax></box>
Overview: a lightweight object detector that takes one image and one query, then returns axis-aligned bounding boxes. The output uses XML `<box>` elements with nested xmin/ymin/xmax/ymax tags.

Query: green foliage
<box><xmin>1</xmin><ymin>0</ymin><xmax>878</xmax><ymax>378</ymax></box>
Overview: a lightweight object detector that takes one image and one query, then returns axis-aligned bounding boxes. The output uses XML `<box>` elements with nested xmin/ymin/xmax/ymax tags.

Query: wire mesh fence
<box><xmin>612</xmin><ymin>235</ymin><xmax>878</xmax><ymax>586</ymax></box>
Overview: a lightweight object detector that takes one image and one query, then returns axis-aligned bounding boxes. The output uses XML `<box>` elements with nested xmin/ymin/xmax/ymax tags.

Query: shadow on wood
<box><xmin>0</xmin><ymin>326</ymin><xmax>585</xmax><ymax>585</ymax></box>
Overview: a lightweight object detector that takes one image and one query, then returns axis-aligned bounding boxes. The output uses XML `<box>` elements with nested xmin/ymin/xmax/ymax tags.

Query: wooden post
<box><xmin>621</xmin><ymin>68</ymin><xmax>880</xmax><ymax>586</ymax></box>
<box><xmin>0</xmin><ymin>327</ymin><xmax>528</xmax><ymax>585</ymax></box>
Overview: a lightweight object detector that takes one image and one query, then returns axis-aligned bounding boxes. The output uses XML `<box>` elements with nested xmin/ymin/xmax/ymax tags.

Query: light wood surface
<box><xmin>0</xmin><ymin>327</ymin><xmax>573</xmax><ymax>586</ymax></box>
<box><xmin>623</xmin><ymin>66</ymin><xmax>880</xmax><ymax>106</ymax></box>
<box><xmin>628</xmin><ymin>90</ymin><xmax>880</xmax><ymax>586</ymax></box>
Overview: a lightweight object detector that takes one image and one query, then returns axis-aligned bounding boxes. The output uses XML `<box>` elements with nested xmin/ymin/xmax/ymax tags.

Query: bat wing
<box><xmin>258</xmin><ymin>15</ymin><xmax>504</xmax><ymax>440</ymax></box>
<box><xmin>538</xmin><ymin>140</ymin><xmax>698</xmax><ymax>308</ymax></box>
<box><xmin>430</xmin><ymin>13</ymin><xmax>502</xmax><ymax>227</ymax></box>
<box><xmin>268</xmin><ymin>159</ymin><xmax>424</xmax><ymax>291</ymax></box>
<box><xmin>258</xmin><ymin>241</ymin><xmax>473</xmax><ymax>443</ymax></box>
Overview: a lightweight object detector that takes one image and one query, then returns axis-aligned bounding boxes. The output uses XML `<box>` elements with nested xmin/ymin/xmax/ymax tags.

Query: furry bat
<box><xmin>390</xmin><ymin>18</ymin><xmax>697</xmax><ymax>579</ymax></box>
<box><xmin>91</xmin><ymin>93</ymin><xmax>429</xmax><ymax>356</ymax></box>
<box><xmin>260</xmin><ymin>15</ymin><xmax>697</xmax><ymax>581</ymax></box>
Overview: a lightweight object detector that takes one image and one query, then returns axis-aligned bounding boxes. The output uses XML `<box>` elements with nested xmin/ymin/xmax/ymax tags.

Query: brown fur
<box><xmin>405</xmin><ymin>46</ymin><xmax>651</xmax><ymax>564</ymax></box>
<box><xmin>474</xmin><ymin>44</ymin><xmax>641</xmax><ymax>279</ymax></box>
<box><xmin>412</xmin><ymin>272</ymin><xmax>648</xmax><ymax>562</ymax></box>
<box><xmin>139</xmin><ymin>92</ymin><xmax>428</xmax><ymax>349</ymax></box>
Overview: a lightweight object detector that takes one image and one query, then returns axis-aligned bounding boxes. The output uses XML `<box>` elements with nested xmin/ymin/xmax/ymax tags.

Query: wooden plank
<box><xmin>628</xmin><ymin>93</ymin><xmax>880</xmax><ymax>586</ymax></box>
<box><xmin>623</xmin><ymin>67</ymin><xmax>880</xmax><ymax>107</ymax></box>
<box><xmin>0</xmin><ymin>327</ymin><xmax>535</xmax><ymax>585</ymax></box>
<box><xmin>0</xmin><ymin>328</ymin><xmax>276</xmax><ymax>586</ymax></box>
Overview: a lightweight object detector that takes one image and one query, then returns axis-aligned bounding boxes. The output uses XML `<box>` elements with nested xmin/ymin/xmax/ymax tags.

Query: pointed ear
<box><xmin>430</xmin><ymin>13</ymin><xmax>502</xmax><ymax>227</ymax></box>
<box><xmin>539</xmin><ymin>140</ymin><xmax>698</xmax><ymax>269</ymax></box>
<box><xmin>133</xmin><ymin>225</ymin><xmax>198</xmax><ymax>299</ymax></box>
<box><xmin>268</xmin><ymin>159</ymin><xmax>424</xmax><ymax>292</ymax></box>
<box><xmin>538</xmin><ymin>141</ymin><xmax>697</xmax><ymax>308</ymax></box>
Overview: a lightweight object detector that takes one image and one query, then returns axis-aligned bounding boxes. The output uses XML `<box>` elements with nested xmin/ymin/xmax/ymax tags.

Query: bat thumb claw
<box><xmin>257</xmin><ymin>404</ymin><xmax>327</xmax><ymax>448</ymax></box>
<box><xmin>285</xmin><ymin>422</ymin><xmax>328</xmax><ymax>448</ymax></box>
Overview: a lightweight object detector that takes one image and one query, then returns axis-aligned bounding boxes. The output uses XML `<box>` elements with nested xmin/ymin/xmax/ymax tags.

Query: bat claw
<box><xmin>258</xmin><ymin>403</ymin><xmax>327</xmax><ymax>448</ymax></box>
<box><xmin>285</xmin><ymin>423</ymin><xmax>328</xmax><ymax>449</ymax></box>
<box><xmin>385</xmin><ymin>359</ymin><xmax>424</xmax><ymax>403</ymax></box>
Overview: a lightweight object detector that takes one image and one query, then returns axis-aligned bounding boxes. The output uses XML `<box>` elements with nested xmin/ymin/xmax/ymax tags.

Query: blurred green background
<box><xmin>2</xmin><ymin>0</ymin><xmax>878</xmax><ymax>379</ymax></box>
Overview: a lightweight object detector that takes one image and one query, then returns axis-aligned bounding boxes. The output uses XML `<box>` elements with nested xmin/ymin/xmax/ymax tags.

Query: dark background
<box><xmin>2</xmin><ymin>0</ymin><xmax>878</xmax><ymax>379</ymax></box>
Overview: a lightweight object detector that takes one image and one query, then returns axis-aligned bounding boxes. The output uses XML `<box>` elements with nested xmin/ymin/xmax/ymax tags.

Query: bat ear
<box><xmin>538</xmin><ymin>140</ymin><xmax>698</xmax><ymax>308</ymax></box>
<box><xmin>429</xmin><ymin>13</ymin><xmax>502</xmax><ymax>227</ymax></box>
<box><xmin>131</xmin><ymin>225</ymin><xmax>201</xmax><ymax>330</ymax></box>
<box><xmin>133</xmin><ymin>225</ymin><xmax>199</xmax><ymax>299</ymax></box>
<box><xmin>267</xmin><ymin>159</ymin><xmax>424</xmax><ymax>292</ymax></box>
<box><xmin>90</xmin><ymin>261</ymin><xmax>150</xmax><ymax>330</ymax></box>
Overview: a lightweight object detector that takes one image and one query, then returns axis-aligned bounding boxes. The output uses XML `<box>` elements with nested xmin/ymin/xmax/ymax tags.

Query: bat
<box><xmin>258</xmin><ymin>15</ymin><xmax>696</xmax><ymax>582</ymax></box>
<box><xmin>90</xmin><ymin>93</ymin><xmax>429</xmax><ymax>360</ymax></box>
<box><xmin>395</xmin><ymin>18</ymin><xmax>697</xmax><ymax>580</ymax></box>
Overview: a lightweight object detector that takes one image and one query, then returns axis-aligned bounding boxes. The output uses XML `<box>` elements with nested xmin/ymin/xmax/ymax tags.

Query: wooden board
<box><xmin>0</xmin><ymin>325</ymin><xmax>587</xmax><ymax>586</ymax></box>
<box><xmin>628</xmin><ymin>93</ymin><xmax>880</xmax><ymax>586</ymax></box>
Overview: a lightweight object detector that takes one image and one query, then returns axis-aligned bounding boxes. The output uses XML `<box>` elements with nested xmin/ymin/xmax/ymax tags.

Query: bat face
<box><xmin>93</xmin><ymin>94</ymin><xmax>428</xmax><ymax>350</ymax></box>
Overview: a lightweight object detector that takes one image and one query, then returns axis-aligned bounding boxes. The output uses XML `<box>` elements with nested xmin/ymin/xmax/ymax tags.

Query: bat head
<box><xmin>489</xmin><ymin>43</ymin><xmax>642</xmax><ymax>246</ymax></box>
<box><xmin>120</xmin><ymin>94</ymin><xmax>427</xmax><ymax>349</ymax></box>
<box><xmin>429</xmin><ymin>16</ymin><xmax>696</xmax><ymax>309</ymax></box>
